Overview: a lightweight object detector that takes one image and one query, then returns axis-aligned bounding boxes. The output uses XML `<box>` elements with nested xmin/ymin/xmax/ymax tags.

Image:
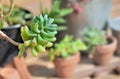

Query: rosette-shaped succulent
<box><xmin>18</xmin><ymin>14</ymin><xmax>57</xmax><ymax>57</ymax></box>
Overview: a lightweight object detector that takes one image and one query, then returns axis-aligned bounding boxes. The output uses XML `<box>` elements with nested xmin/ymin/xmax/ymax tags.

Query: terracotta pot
<box><xmin>0</xmin><ymin>67</ymin><xmax>20</xmax><ymax>79</ymax></box>
<box><xmin>93</xmin><ymin>36</ymin><xmax>117</xmax><ymax>65</ymax></box>
<box><xmin>53</xmin><ymin>52</ymin><xmax>80</xmax><ymax>79</ymax></box>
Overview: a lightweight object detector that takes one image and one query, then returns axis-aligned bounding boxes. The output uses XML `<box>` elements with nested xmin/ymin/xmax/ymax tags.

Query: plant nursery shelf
<box><xmin>26</xmin><ymin>54</ymin><xmax>120</xmax><ymax>79</ymax></box>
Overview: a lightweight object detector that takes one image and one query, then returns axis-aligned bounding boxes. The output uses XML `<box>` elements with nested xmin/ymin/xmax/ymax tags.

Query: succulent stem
<box><xmin>2</xmin><ymin>0</ymin><xmax>14</xmax><ymax>21</ymax></box>
<box><xmin>0</xmin><ymin>0</ymin><xmax>18</xmax><ymax>46</ymax></box>
<box><xmin>0</xmin><ymin>30</ymin><xmax>20</xmax><ymax>46</ymax></box>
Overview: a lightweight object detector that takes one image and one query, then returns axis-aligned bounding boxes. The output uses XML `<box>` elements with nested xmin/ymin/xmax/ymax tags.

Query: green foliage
<box><xmin>3</xmin><ymin>6</ymin><xmax>32</xmax><ymax>26</ymax></box>
<box><xmin>18</xmin><ymin>14</ymin><xmax>58</xmax><ymax>57</ymax></box>
<box><xmin>41</xmin><ymin>0</ymin><xmax>73</xmax><ymax>31</ymax></box>
<box><xmin>49</xmin><ymin>35</ymin><xmax>87</xmax><ymax>61</ymax></box>
<box><xmin>81</xmin><ymin>27</ymin><xmax>107</xmax><ymax>51</ymax></box>
<box><xmin>0</xmin><ymin>23</ymin><xmax>3</xmax><ymax>29</ymax></box>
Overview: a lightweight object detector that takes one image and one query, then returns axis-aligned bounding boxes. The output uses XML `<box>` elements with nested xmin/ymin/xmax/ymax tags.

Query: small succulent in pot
<box><xmin>82</xmin><ymin>27</ymin><xmax>117</xmax><ymax>65</ymax></box>
<box><xmin>49</xmin><ymin>35</ymin><xmax>87</xmax><ymax>78</ymax></box>
<box><xmin>81</xmin><ymin>27</ymin><xmax>107</xmax><ymax>53</ymax></box>
<box><xmin>49</xmin><ymin>35</ymin><xmax>87</xmax><ymax>60</ymax></box>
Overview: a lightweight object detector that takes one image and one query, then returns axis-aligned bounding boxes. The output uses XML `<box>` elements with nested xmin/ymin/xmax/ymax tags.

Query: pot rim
<box><xmin>54</xmin><ymin>52</ymin><xmax>80</xmax><ymax>66</ymax></box>
<box><xmin>95</xmin><ymin>36</ymin><xmax>117</xmax><ymax>54</ymax></box>
<box><xmin>1</xmin><ymin>24</ymin><xmax>21</xmax><ymax>30</ymax></box>
<box><xmin>97</xmin><ymin>36</ymin><xmax>117</xmax><ymax>47</ymax></box>
<box><xmin>54</xmin><ymin>52</ymin><xmax>80</xmax><ymax>61</ymax></box>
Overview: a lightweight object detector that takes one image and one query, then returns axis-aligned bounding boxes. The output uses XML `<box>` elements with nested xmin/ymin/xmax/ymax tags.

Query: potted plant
<box><xmin>82</xmin><ymin>27</ymin><xmax>117</xmax><ymax>65</ymax></box>
<box><xmin>0</xmin><ymin>0</ymin><xmax>58</xmax><ymax>66</ymax></box>
<box><xmin>49</xmin><ymin>35</ymin><xmax>87</xmax><ymax>78</ymax></box>
<box><xmin>41</xmin><ymin>0</ymin><xmax>73</xmax><ymax>41</ymax></box>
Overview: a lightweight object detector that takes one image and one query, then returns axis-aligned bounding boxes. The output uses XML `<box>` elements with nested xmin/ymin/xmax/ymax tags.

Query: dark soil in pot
<box><xmin>93</xmin><ymin>36</ymin><xmax>117</xmax><ymax>66</ymax></box>
<box><xmin>0</xmin><ymin>24</ymin><xmax>22</xmax><ymax>66</ymax></box>
<box><xmin>53</xmin><ymin>52</ymin><xmax>80</xmax><ymax>79</ymax></box>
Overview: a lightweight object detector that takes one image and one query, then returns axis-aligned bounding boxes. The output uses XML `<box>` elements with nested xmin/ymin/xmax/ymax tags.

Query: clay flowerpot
<box><xmin>93</xmin><ymin>36</ymin><xmax>117</xmax><ymax>65</ymax></box>
<box><xmin>53</xmin><ymin>52</ymin><xmax>80</xmax><ymax>78</ymax></box>
<box><xmin>0</xmin><ymin>67</ymin><xmax>20</xmax><ymax>79</ymax></box>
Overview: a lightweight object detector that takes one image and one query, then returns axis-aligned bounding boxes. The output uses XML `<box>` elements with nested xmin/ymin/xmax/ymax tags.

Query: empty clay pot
<box><xmin>53</xmin><ymin>52</ymin><xmax>80</xmax><ymax>79</ymax></box>
<box><xmin>93</xmin><ymin>36</ymin><xmax>117</xmax><ymax>65</ymax></box>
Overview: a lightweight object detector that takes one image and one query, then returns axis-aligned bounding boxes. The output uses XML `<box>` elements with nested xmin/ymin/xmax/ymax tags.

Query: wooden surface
<box><xmin>24</xmin><ymin>53</ymin><xmax>120</xmax><ymax>79</ymax></box>
<box><xmin>111</xmin><ymin>0</ymin><xmax>120</xmax><ymax>18</ymax></box>
<box><xmin>1</xmin><ymin>0</ymin><xmax>52</xmax><ymax>15</ymax></box>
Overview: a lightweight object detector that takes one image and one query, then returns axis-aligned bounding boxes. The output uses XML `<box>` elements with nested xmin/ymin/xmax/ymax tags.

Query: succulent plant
<box><xmin>3</xmin><ymin>6</ymin><xmax>32</xmax><ymax>26</ymax></box>
<box><xmin>0</xmin><ymin>0</ymin><xmax>14</xmax><ymax>29</ymax></box>
<box><xmin>19</xmin><ymin>14</ymin><xmax>58</xmax><ymax>57</ymax></box>
<box><xmin>49</xmin><ymin>35</ymin><xmax>87</xmax><ymax>61</ymax></box>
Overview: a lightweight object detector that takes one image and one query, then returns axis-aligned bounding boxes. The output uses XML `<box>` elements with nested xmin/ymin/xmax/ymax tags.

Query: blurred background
<box><xmin>1</xmin><ymin>0</ymin><xmax>120</xmax><ymax>17</ymax></box>
<box><xmin>1</xmin><ymin>0</ymin><xmax>120</xmax><ymax>79</ymax></box>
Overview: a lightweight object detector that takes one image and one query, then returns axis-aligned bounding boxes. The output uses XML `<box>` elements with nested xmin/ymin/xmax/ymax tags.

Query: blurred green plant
<box><xmin>81</xmin><ymin>27</ymin><xmax>107</xmax><ymax>53</ymax></box>
<box><xmin>0</xmin><ymin>0</ymin><xmax>14</xmax><ymax>29</ymax></box>
<box><xmin>41</xmin><ymin>0</ymin><xmax>73</xmax><ymax>31</ymax></box>
<box><xmin>3</xmin><ymin>6</ymin><xmax>32</xmax><ymax>26</ymax></box>
<box><xmin>49</xmin><ymin>35</ymin><xmax>87</xmax><ymax>61</ymax></box>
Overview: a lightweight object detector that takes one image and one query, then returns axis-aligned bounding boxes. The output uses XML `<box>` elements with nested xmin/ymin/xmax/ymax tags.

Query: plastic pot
<box><xmin>0</xmin><ymin>24</ymin><xmax>22</xmax><ymax>66</ymax></box>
